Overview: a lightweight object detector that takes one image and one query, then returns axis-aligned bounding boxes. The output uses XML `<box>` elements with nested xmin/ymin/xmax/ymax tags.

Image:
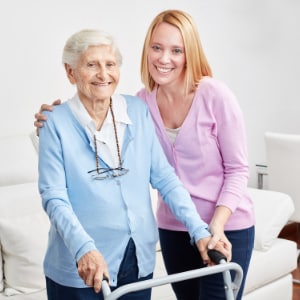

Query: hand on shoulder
<box><xmin>34</xmin><ymin>99</ymin><xmax>62</xmax><ymax>135</ymax></box>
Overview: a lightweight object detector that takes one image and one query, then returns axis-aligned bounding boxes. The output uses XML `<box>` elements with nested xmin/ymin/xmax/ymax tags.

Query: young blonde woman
<box><xmin>34</xmin><ymin>10</ymin><xmax>254</xmax><ymax>300</ymax></box>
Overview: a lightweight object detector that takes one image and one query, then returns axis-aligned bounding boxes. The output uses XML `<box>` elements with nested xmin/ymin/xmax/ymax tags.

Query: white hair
<box><xmin>62</xmin><ymin>29</ymin><xmax>122</xmax><ymax>67</ymax></box>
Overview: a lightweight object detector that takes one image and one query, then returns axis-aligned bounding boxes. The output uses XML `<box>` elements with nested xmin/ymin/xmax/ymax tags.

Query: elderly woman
<box><xmin>38</xmin><ymin>29</ymin><xmax>228</xmax><ymax>300</ymax></box>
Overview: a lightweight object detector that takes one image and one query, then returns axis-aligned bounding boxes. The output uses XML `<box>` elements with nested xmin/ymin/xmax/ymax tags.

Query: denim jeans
<box><xmin>159</xmin><ymin>226</ymin><xmax>255</xmax><ymax>300</ymax></box>
<box><xmin>46</xmin><ymin>238</ymin><xmax>153</xmax><ymax>300</ymax></box>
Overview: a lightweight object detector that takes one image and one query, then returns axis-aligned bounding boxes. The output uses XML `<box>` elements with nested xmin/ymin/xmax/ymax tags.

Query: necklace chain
<box><xmin>109</xmin><ymin>98</ymin><xmax>122</xmax><ymax>167</ymax></box>
<box><xmin>93</xmin><ymin>98</ymin><xmax>122</xmax><ymax>173</ymax></box>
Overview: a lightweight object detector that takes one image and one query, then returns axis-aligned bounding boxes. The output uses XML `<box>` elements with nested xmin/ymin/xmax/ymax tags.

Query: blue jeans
<box><xmin>46</xmin><ymin>238</ymin><xmax>153</xmax><ymax>300</ymax></box>
<box><xmin>159</xmin><ymin>226</ymin><xmax>254</xmax><ymax>300</ymax></box>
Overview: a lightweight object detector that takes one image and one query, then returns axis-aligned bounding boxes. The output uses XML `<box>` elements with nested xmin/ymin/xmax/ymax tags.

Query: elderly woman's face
<box><xmin>66</xmin><ymin>45</ymin><xmax>120</xmax><ymax>103</ymax></box>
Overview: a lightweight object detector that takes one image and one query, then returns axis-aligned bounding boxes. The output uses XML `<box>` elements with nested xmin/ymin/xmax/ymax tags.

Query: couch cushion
<box><xmin>0</xmin><ymin>182</ymin><xmax>50</xmax><ymax>296</ymax></box>
<box><xmin>248</xmin><ymin>188</ymin><xmax>294</xmax><ymax>251</ymax></box>
<box><xmin>0</xmin><ymin>290</ymin><xmax>47</xmax><ymax>300</ymax></box>
<box><xmin>0</xmin><ymin>133</ymin><xmax>38</xmax><ymax>187</ymax></box>
<box><xmin>244</xmin><ymin>238</ymin><xmax>297</xmax><ymax>294</ymax></box>
<box><xmin>243</xmin><ymin>274</ymin><xmax>293</xmax><ymax>300</ymax></box>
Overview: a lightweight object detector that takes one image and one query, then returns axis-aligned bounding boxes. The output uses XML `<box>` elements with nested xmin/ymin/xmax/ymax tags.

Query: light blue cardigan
<box><xmin>38</xmin><ymin>94</ymin><xmax>210</xmax><ymax>287</ymax></box>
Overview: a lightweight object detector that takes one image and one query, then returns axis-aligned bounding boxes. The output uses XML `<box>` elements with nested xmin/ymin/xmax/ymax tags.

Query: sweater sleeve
<box><xmin>38</xmin><ymin>108</ymin><xmax>97</xmax><ymax>261</ymax></box>
<box><xmin>212</xmin><ymin>82</ymin><xmax>249</xmax><ymax>212</ymax></box>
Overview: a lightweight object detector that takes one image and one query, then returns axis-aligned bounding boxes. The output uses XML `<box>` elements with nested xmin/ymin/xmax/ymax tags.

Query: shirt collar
<box><xmin>68</xmin><ymin>93</ymin><xmax>132</xmax><ymax>133</ymax></box>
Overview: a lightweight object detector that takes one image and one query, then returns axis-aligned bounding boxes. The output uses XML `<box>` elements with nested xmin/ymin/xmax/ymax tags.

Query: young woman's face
<box><xmin>65</xmin><ymin>45</ymin><xmax>120</xmax><ymax>103</ymax></box>
<box><xmin>147</xmin><ymin>22</ymin><xmax>186</xmax><ymax>88</ymax></box>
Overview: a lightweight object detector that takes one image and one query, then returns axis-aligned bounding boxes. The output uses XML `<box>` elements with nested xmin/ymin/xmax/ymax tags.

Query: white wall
<box><xmin>1</xmin><ymin>0</ymin><xmax>299</xmax><ymax>187</ymax></box>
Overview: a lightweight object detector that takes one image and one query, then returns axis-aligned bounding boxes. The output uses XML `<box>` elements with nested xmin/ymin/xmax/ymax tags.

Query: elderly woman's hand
<box><xmin>77</xmin><ymin>250</ymin><xmax>110</xmax><ymax>293</ymax></box>
<box><xmin>195</xmin><ymin>236</ymin><xmax>212</xmax><ymax>265</ymax></box>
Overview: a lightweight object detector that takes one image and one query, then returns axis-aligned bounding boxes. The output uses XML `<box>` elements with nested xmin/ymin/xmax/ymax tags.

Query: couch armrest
<box><xmin>248</xmin><ymin>188</ymin><xmax>294</xmax><ymax>251</ymax></box>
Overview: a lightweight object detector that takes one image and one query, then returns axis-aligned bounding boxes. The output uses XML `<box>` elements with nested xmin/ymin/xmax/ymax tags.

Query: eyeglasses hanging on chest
<box><xmin>87</xmin><ymin>99</ymin><xmax>129</xmax><ymax>180</ymax></box>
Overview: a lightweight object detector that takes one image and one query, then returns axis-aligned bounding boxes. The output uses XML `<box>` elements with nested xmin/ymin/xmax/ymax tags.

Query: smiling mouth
<box><xmin>92</xmin><ymin>82</ymin><xmax>111</xmax><ymax>86</ymax></box>
<box><xmin>156</xmin><ymin>66</ymin><xmax>173</xmax><ymax>73</ymax></box>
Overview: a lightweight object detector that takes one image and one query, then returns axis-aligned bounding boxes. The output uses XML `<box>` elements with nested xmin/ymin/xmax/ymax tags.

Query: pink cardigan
<box><xmin>137</xmin><ymin>77</ymin><xmax>255</xmax><ymax>231</ymax></box>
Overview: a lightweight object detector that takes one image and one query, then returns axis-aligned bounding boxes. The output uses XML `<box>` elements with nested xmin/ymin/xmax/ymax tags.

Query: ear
<box><xmin>65</xmin><ymin>63</ymin><xmax>76</xmax><ymax>84</ymax></box>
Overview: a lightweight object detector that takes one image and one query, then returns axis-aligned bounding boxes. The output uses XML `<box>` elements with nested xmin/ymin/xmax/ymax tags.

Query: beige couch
<box><xmin>0</xmin><ymin>133</ymin><xmax>297</xmax><ymax>299</ymax></box>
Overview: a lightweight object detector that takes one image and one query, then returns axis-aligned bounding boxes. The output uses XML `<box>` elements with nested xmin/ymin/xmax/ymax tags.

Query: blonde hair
<box><xmin>140</xmin><ymin>10</ymin><xmax>212</xmax><ymax>93</ymax></box>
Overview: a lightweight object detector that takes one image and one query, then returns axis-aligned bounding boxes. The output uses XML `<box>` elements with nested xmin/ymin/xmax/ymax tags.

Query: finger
<box><xmin>85</xmin><ymin>274</ymin><xmax>95</xmax><ymax>287</ymax></box>
<box><xmin>225</xmin><ymin>247</ymin><xmax>232</xmax><ymax>261</ymax></box>
<box><xmin>93</xmin><ymin>268</ymin><xmax>111</xmax><ymax>293</ymax></box>
<box><xmin>77</xmin><ymin>262</ymin><xmax>89</xmax><ymax>282</ymax></box>
<box><xmin>52</xmin><ymin>99</ymin><xmax>62</xmax><ymax>106</ymax></box>
<box><xmin>208</xmin><ymin>234</ymin><xmax>220</xmax><ymax>249</ymax></box>
<box><xmin>218</xmin><ymin>240</ymin><xmax>232</xmax><ymax>261</ymax></box>
<box><xmin>34</xmin><ymin>121</ymin><xmax>44</xmax><ymax>129</ymax></box>
<box><xmin>214</xmin><ymin>243</ymin><xmax>232</xmax><ymax>262</ymax></box>
<box><xmin>202</xmin><ymin>254</ymin><xmax>210</xmax><ymax>265</ymax></box>
<box><xmin>93</xmin><ymin>275</ymin><xmax>102</xmax><ymax>293</ymax></box>
<box><xmin>40</xmin><ymin>105</ymin><xmax>53</xmax><ymax>113</ymax></box>
<box><xmin>34</xmin><ymin>112</ymin><xmax>48</xmax><ymax>121</ymax></box>
<box><xmin>196</xmin><ymin>247</ymin><xmax>209</xmax><ymax>265</ymax></box>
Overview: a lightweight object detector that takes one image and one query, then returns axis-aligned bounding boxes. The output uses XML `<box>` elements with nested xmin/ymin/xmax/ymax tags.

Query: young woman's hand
<box><xmin>196</xmin><ymin>236</ymin><xmax>232</xmax><ymax>266</ymax></box>
<box><xmin>34</xmin><ymin>99</ymin><xmax>61</xmax><ymax>134</ymax></box>
<box><xmin>207</xmin><ymin>205</ymin><xmax>232</xmax><ymax>262</ymax></box>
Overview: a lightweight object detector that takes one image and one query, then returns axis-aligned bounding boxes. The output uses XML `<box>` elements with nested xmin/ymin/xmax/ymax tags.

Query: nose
<box><xmin>158</xmin><ymin>50</ymin><xmax>171</xmax><ymax>64</ymax></box>
<box><xmin>96</xmin><ymin>67</ymin><xmax>107</xmax><ymax>80</ymax></box>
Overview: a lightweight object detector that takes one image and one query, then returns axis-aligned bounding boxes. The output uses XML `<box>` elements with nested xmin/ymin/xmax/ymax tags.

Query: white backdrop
<box><xmin>1</xmin><ymin>0</ymin><xmax>299</xmax><ymax>187</ymax></box>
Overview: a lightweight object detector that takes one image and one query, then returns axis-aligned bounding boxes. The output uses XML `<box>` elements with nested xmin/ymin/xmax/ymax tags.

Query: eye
<box><xmin>173</xmin><ymin>48</ymin><xmax>184</xmax><ymax>54</ymax></box>
<box><xmin>87</xmin><ymin>62</ymin><xmax>96</xmax><ymax>68</ymax></box>
<box><xmin>106</xmin><ymin>62</ymin><xmax>117</xmax><ymax>69</ymax></box>
<box><xmin>151</xmin><ymin>45</ymin><xmax>161</xmax><ymax>51</ymax></box>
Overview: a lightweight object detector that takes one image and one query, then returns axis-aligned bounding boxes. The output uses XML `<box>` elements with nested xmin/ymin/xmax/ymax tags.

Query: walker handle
<box><xmin>208</xmin><ymin>249</ymin><xmax>227</xmax><ymax>264</ymax></box>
